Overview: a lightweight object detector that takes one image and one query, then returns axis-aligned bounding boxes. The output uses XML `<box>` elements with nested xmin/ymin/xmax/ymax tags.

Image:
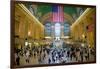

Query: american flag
<box><xmin>52</xmin><ymin>5</ymin><xmax>64</xmax><ymax>23</ymax></box>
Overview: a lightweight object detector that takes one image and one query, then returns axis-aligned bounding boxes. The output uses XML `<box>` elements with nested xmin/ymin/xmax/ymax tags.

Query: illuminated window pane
<box><xmin>64</xmin><ymin>23</ymin><xmax>70</xmax><ymax>36</ymax></box>
<box><xmin>45</xmin><ymin>22</ymin><xmax>51</xmax><ymax>36</ymax></box>
<box><xmin>55</xmin><ymin>23</ymin><xmax>61</xmax><ymax>37</ymax></box>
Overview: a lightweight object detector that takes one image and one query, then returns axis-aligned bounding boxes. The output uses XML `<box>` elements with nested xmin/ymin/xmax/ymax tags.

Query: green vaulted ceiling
<box><xmin>37</xmin><ymin>4</ymin><xmax>52</xmax><ymax>16</ymax></box>
<box><xmin>64</xmin><ymin>6</ymin><xmax>77</xmax><ymax>16</ymax></box>
<box><xmin>24</xmin><ymin>3</ymin><xmax>86</xmax><ymax>22</ymax></box>
<box><xmin>37</xmin><ymin>4</ymin><xmax>78</xmax><ymax>17</ymax></box>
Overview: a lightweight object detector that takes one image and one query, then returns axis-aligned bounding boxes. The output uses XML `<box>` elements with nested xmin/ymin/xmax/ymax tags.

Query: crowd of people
<box><xmin>14</xmin><ymin>39</ymin><xmax>95</xmax><ymax>66</ymax></box>
<box><xmin>14</xmin><ymin>39</ymin><xmax>51</xmax><ymax>66</ymax></box>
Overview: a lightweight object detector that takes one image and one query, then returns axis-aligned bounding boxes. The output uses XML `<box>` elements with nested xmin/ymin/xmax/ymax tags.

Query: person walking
<box><xmin>15</xmin><ymin>53</ymin><xmax>20</xmax><ymax>65</ymax></box>
<box><xmin>25</xmin><ymin>50</ymin><xmax>30</xmax><ymax>63</ymax></box>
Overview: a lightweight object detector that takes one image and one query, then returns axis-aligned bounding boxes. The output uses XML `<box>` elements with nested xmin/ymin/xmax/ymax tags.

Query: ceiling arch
<box><xmin>40</xmin><ymin>12</ymin><xmax>74</xmax><ymax>25</ymax></box>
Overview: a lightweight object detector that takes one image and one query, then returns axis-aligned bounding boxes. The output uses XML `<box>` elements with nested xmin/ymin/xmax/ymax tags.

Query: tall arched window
<box><xmin>55</xmin><ymin>23</ymin><xmax>61</xmax><ymax>37</ymax></box>
<box><xmin>64</xmin><ymin>23</ymin><xmax>70</xmax><ymax>36</ymax></box>
<box><xmin>45</xmin><ymin>22</ymin><xmax>51</xmax><ymax>36</ymax></box>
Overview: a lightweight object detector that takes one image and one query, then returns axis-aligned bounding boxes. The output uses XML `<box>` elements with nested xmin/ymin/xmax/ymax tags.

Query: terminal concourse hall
<box><xmin>13</xmin><ymin>2</ymin><xmax>96</xmax><ymax>67</ymax></box>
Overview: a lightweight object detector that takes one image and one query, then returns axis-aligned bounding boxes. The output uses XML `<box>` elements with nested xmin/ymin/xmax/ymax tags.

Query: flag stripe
<box><xmin>52</xmin><ymin>5</ymin><xmax>64</xmax><ymax>23</ymax></box>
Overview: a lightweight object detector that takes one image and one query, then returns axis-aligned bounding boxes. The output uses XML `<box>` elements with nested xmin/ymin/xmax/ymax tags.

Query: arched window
<box><xmin>64</xmin><ymin>23</ymin><xmax>70</xmax><ymax>36</ymax></box>
<box><xmin>45</xmin><ymin>22</ymin><xmax>51</xmax><ymax>36</ymax></box>
<box><xmin>55</xmin><ymin>23</ymin><xmax>61</xmax><ymax>37</ymax></box>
